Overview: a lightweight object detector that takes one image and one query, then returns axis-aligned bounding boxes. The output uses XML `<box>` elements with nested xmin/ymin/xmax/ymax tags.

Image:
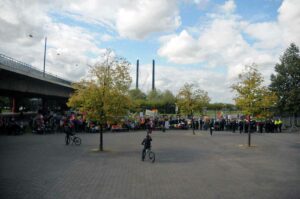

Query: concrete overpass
<box><xmin>0</xmin><ymin>54</ymin><xmax>74</xmax><ymax>112</ymax></box>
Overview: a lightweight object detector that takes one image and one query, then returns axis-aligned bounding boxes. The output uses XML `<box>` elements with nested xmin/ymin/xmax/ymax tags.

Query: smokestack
<box><xmin>136</xmin><ymin>59</ymin><xmax>139</xmax><ymax>89</ymax></box>
<box><xmin>152</xmin><ymin>59</ymin><xmax>155</xmax><ymax>90</ymax></box>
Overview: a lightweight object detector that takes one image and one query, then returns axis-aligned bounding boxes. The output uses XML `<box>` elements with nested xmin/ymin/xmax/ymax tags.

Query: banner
<box><xmin>145</xmin><ymin>109</ymin><xmax>155</xmax><ymax>117</ymax></box>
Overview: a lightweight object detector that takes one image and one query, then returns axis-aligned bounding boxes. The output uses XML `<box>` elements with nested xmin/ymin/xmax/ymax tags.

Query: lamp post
<box><xmin>43</xmin><ymin>37</ymin><xmax>47</xmax><ymax>77</ymax></box>
<box><xmin>29</xmin><ymin>34</ymin><xmax>47</xmax><ymax>77</ymax></box>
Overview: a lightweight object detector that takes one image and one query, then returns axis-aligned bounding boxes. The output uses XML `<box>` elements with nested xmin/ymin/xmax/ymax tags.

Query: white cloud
<box><xmin>244</xmin><ymin>22</ymin><xmax>282</xmax><ymax>49</ymax></box>
<box><xmin>278</xmin><ymin>0</ymin><xmax>300</xmax><ymax>46</ymax></box>
<box><xmin>157</xmin><ymin>0</ymin><xmax>300</xmax><ymax>102</ymax></box>
<box><xmin>116</xmin><ymin>0</ymin><xmax>181</xmax><ymax>39</ymax></box>
<box><xmin>185</xmin><ymin>0</ymin><xmax>210</xmax><ymax>9</ymax></box>
<box><xmin>101</xmin><ymin>34</ymin><xmax>114</xmax><ymax>42</ymax></box>
<box><xmin>219</xmin><ymin>0</ymin><xmax>236</xmax><ymax>14</ymax></box>
<box><xmin>65</xmin><ymin>0</ymin><xmax>128</xmax><ymax>29</ymax></box>
<box><xmin>158</xmin><ymin>30</ymin><xmax>200</xmax><ymax>64</ymax></box>
<box><xmin>158</xmin><ymin>0</ymin><xmax>300</xmax><ymax>74</ymax></box>
<box><xmin>62</xmin><ymin>0</ymin><xmax>181</xmax><ymax>40</ymax></box>
<box><xmin>0</xmin><ymin>0</ymin><xmax>106</xmax><ymax>81</ymax></box>
<box><xmin>158</xmin><ymin>15</ymin><xmax>253</xmax><ymax>69</ymax></box>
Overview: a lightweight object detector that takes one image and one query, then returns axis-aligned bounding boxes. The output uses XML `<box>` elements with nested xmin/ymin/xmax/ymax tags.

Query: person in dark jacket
<box><xmin>141</xmin><ymin>134</ymin><xmax>152</xmax><ymax>161</ymax></box>
<box><xmin>232</xmin><ymin>120</ymin><xmax>237</xmax><ymax>133</ymax></box>
<box><xmin>64</xmin><ymin>120</ymin><xmax>74</xmax><ymax>145</ymax></box>
<box><xmin>209</xmin><ymin>119</ymin><xmax>214</xmax><ymax>136</ymax></box>
<box><xmin>239</xmin><ymin>120</ymin><xmax>244</xmax><ymax>133</ymax></box>
<box><xmin>200</xmin><ymin>119</ymin><xmax>204</xmax><ymax>130</ymax></box>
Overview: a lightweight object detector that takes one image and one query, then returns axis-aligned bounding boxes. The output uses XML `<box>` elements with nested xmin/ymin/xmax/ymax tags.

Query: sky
<box><xmin>0</xmin><ymin>0</ymin><xmax>299</xmax><ymax>103</ymax></box>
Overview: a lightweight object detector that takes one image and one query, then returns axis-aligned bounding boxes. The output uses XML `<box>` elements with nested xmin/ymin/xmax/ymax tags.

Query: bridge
<box><xmin>0</xmin><ymin>54</ymin><xmax>74</xmax><ymax>112</ymax></box>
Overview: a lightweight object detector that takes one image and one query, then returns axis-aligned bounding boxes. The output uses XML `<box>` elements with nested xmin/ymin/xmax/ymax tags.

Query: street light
<box><xmin>43</xmin><ymin>37</ymin><xmax>47</xmax><ymax>77</ymax></box>
<box><xmin>29</xmin><ymin>34</ymin><xmax>47</xmax><ymax>77</ymax></box>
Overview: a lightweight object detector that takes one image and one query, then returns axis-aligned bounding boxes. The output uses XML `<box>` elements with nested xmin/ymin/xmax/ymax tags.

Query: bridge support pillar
<box><xmin>10</xmin><ymin>97</ymin><xmax>19</xmax><ymax>113</ymax></box>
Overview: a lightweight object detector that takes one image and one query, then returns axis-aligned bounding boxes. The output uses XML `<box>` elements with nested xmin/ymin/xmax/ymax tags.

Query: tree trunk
<box><xmin>99</xmin><ymin>124</ymin><xmax>103</xmax><ymax>151</ymax></box>
<box><xmin>248</xmin><ymin>115</ymin><xmax>251</xmax><ymax>147</ymax></box>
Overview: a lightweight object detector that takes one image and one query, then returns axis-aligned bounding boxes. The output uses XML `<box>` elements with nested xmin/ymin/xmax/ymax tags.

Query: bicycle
<box><xmin>65</xmin><ymin>134</ymin><xmax>81</xmax><ymax>145</ymax></box>
<box><xmin>142</xmin><ymin>148</ymin><xmax>155</xmax><ymax>163</ymax></box>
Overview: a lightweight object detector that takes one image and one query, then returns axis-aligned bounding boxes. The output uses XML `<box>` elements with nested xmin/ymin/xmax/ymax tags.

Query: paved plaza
<box><xmin>0</xmin><ymin>130</ymin><xmax>299</xmax><ymax>199</ymax></box>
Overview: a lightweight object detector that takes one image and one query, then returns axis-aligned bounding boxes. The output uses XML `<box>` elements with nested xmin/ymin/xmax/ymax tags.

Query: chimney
<box><xmin>136</xmin><ymin>59</ymin><xmax>139</xmax><ymax>89</ymax></box>
<box><xmin>152</xmin><ymin>59</ymin><xmax>155</xmax><ymax>90</ymax></box>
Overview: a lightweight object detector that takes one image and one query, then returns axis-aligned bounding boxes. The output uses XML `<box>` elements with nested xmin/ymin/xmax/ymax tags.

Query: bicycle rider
<box><xmin>141</xmin><ymin>134</ymin><xmax>152</xmax><ymax>161</ymax></box>
<box><xmin>64</xmin><ymin>119</ymin><xmax>74</xmax><ymax>145</ymax></box>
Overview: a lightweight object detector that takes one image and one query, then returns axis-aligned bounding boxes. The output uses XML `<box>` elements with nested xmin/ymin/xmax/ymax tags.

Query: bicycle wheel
<box><xmin>74</xmin><ymin>137</ymin><xmax>81</xmax><ymax>145</ymax></box>
<box><xmin>148</xmin><ymin>151</ymin><xmax>155</xmax><ymax>163</ymax></box>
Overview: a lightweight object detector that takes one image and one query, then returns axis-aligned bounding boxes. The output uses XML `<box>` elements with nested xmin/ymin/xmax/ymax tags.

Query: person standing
<box><xmin>278</xmin><ymin>118</ymin><xmax>283</xmax><ymax>132</ymax></box>
<box><xmin>209</xmin><ymin>119</ymin><xmax>214</xmax><ymax>136</ymax></box>
<box><xmin>274</xmin><ymin>119</ymin><xmax>279</xmax><ymax>132</ymax></box>
<box><xmin>258</xmin><ymin>121</ymin><xmax>263</xmax><ymax>133</ymax></box>
<box><xmin>200</xmin><ymin>118</ymin><xmax>203</xmax><ymax>130</ymax></box>
<box><xmin>164</xmin><ymin>119</ymin><xmax>170</xmax><ymax>131</ymax></box>
<box><xmin>239</xmin><ymin>120</ymin><xmax>243</xmax><ymax>134</ymax></box>
<box><xmin>232</xmin><ymin>120</ymin><xmax>237</xmax><ymax>133</ymax></box>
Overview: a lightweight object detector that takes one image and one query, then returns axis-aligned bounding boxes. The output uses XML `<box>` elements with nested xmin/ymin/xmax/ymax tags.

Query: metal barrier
<box><xmin>0</xmin><ymin>53</ymin><xmax>72</xmax><ymax>86</ymax></box>
<box><xmin>282</xmin><ymin>116</ymin><xmax>300</xmax><ymax>128</ymax></box>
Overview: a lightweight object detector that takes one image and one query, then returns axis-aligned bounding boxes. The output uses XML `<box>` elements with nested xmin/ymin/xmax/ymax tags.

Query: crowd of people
<box><xmin>0</xmin><ymin>115</ymin><xmax>26</xmax><ymax>135</ymax></box>
<box><xmin>190</xmin><ymin>118</ymin><xmax>284</xmax><ymax>133</ymax></box>
<box><xmin>0</xmin><ymin>109</ymin><xmax>286</xmax><ymax>135</ymax></box>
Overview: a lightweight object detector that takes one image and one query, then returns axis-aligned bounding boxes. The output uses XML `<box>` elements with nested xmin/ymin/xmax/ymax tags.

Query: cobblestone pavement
<box><xmin>0</xmin><ymin>130</ymin><xmax>299</xmax><ymax>199</ymax></box>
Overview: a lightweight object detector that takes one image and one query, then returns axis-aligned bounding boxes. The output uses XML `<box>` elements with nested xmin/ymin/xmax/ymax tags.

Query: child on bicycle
<box><xmin>141</xmin><ymin>134</ymin><xmax>152</xmax><ymax>161</ymax></box>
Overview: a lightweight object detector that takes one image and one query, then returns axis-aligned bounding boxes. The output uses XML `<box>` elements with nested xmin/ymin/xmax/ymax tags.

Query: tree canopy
<box><xmin>176</xmin><ymin>83</ymin><xmax>210</xmax><ymax>116</ymax></box>
<box><xmin>68</xmin><ymin>50</ymin><xmax>132</xmax><ymax>123</ymax></box>
<box><xmin>270</xmin><ymin>43</ymin><xmax>300</xmax><ymax>115</ymax></box>
<box><xmin>67</xmin><ymin>50</ymin><xmax>132</xmax><ymax>150</ymax></box>
<box><xmin>231</xmin><ymin>64</ymin><xmax>277</xmax><ymax>118</ymax></box>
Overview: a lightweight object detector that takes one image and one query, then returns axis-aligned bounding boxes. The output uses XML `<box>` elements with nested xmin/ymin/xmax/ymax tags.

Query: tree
<box><xmin>231</xmin><ymin>64</ymin><xmax>277</xmax><ymax>146</ymax></box>
<box><xmin>176</xmin><ymin>83</ymin><xmax>210</xmax><ymax>134</ymax></box>
<box><xmin>161</xmin><ymin>90</ymin><xmax>176</xmax><ymax>104</ymax></box>
<box><xmin>128</xmin><ymin>89</ymin><xmax>147</xmax><ymax>112</ymax></box>
<box><xmin>129</xmin><ymin>89</ymin><xmax>176</xmax><ymax>114</ymax></box>
<box><xmin>161</xmin><ymin>90</ymin><xmax>176</xmax><ymax>114</ymax></box>
<box><xmin>129</xmin><ymin>89</ymin><xmax>147</xmax><ymax>101</ymax></box>
<box><xmin>146</xmin><ymin>89</ymin><xmax>163</xmax><ymax>110</ymax></box>
<box><xmin>231</xmin><ymin>64</ymin><xmax>277</xmax><ymax>118</ymax></box>
<box><xmin>67</xmin><ymin>50</ymin><xmax>132</xmax><ymax>151</ymax></box>
<box><xmin>147</xmin><ymin>90</ymin><xmax>162</xmax><ymax>103</ymax></box>
<box><xmin>270</xmin><ymin>43</ymin><xmax>300</xmax><ymax>129</ymax></box>
<box><xmin>207</xmin><ymin>103</ymin><xmax>236</xmax><ymax>112</ymax></box>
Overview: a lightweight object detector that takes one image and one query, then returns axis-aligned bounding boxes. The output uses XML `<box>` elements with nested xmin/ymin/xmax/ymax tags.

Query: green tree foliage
<box><xmin>0</xmin><ymin>97</ymin><xmax>9</xmax><ymax>112</ymax></box>
<box><xmin>129</xmin><ymin>89</ymin><xmax>176</xmax><ymax>114</ymax></box>
<box><xmin>67</xmin><ymin>50</ymin><xmax>132</xmax><ymax>150</ymax></box>
<box><xmin>206</xmin><ymin>103</ymin><xmax>236</xmax><ymax>111</ymax></box>
<box><xmin>176</xmin><ymin>83</ymin><xmax>210</xmax><ymax>116</ymax></box>
<box><xmin>129</xmin><ymin>89</ymin><xmax>147</xmax><ymax>100</ymax></box>
<box><xmin>161</xmin><ymin>90</ymin><xmax>176</xmax><ymax>105</ymax></box>
<box><xmin>128</xmin><ymin>89</ymin><xmax>147</xmax><ymax>112</ymax></box>
<box><xmin>270</xmin><ymin>43</ymin><xmax>300</xmax><ymax>115</ymax></box>
<box><xmin>160</xmin><ymin>90</ymin><xmax>176</xmax><ymax>114</ymax></box>
<box><xmin>231</xmin><ymin>64</ymin><xmax>277</xmax><ymax>118</ymax></box>
<box><xmin>147</xmin><ymin>89</ymin><xmax>162</xmax><ymax>107</ymax></box>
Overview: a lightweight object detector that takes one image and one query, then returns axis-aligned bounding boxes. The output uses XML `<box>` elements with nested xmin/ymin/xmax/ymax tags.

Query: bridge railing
<box><xmin>0</xmin><ymin>53</ymin><xmax>72</xmax><ymax>86</ymax></box>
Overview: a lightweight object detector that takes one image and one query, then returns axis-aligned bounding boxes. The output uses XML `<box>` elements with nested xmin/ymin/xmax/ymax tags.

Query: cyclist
<box><xmin>141</xmin><ymin>134</ymin><xmax>152</xmax><ymax>161</ymax></box>
<box><xmin>64</xmin><ymin>119</ymin><xmax>74</xmax><ymax>145</ymax></box>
